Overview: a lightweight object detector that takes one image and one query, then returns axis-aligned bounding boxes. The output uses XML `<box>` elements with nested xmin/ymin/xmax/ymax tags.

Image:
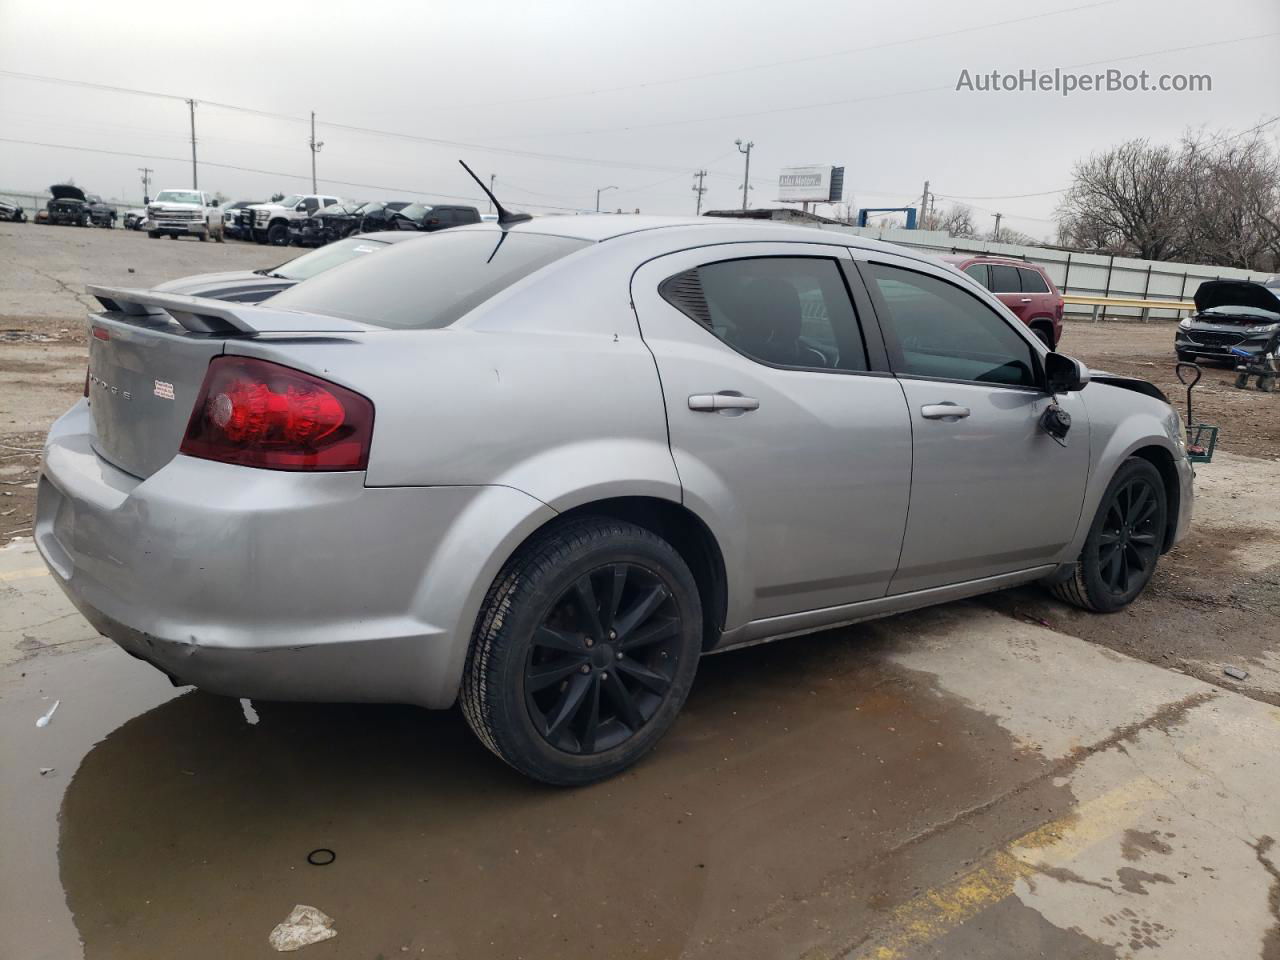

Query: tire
<box><xmin>1050</xmin><ymin>457</ymin><xmax>1167</xmax><ymax>613</ymax></box>
<box><xmin>1236</xmin><ymin>372</ymin><xmax>1251</xmax><ymax>389</ymax></box>
<box><xmin>461</xmin><ymin>517</ymin><xmax>703</xmax><ymax>785</ymax></box>
<box><xmin>198</xmin><ymin>232</ymin><xmax>207</xmax><ymax>242</ymax></box>
<box><xmin>267</xmin><ymin>221</ymin><xmax>290</xmax><ymax>246</ymax></box>
<box><xmin>147</xmin><ymin>231</ymin><xmax>160</xmax><ymax>239</ymax></box>
<box><xmin>1031</xmin><ymin>323</ymin><xmax>1055</xmax><ymax>349</ymax></box>
<box><xmin>1259</xmin><ymin>376</ymin><xmax>1275</xmax><ymax>393</ymax></box>
<box><xmin>79</xmin><ymin>212</ymin><xmax>91</xmax><ymax>228</ymax></box>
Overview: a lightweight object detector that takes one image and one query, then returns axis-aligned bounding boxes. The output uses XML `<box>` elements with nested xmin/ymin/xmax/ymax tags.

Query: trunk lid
<box><xmin>84</xmin><ymin>286</ymin><xmax>373</xmax><ymax>479</ymax></box>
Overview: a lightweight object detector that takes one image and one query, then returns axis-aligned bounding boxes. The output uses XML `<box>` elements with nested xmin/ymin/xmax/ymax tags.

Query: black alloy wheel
<box><xmin>461</xmin><ymin>518</ymin><xmax>702</xmax><ymax>785</ymax></box>
<box><xmin>1050</xmin><ymin>457</ymin><xmax>1167</xmax><ymax>612</ymax></box>
<box><xmin>524</xmin><ymin>562</ymin><xmax>683</xmax><ymax>756</ymax></box>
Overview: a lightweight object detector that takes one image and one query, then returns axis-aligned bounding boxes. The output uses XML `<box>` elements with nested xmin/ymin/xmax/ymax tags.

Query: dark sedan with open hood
<box><xmin>1175</xmin><ymin>279</ymin><xmax>1280</xmax><ymax>363</ymax></box>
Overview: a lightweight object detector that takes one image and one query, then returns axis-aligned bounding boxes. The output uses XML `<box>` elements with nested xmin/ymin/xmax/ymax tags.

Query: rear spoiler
<box><xmin>85</xmin><ymin>285</ymin><xmax>371</xmax><ymax>335</ymax></box>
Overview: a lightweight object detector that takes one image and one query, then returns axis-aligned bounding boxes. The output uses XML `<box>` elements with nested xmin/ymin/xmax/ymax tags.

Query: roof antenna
<box><xmin>459</xmin><ymin>160</ymin><xmax>531</xmax><ymax>227</ymax></box>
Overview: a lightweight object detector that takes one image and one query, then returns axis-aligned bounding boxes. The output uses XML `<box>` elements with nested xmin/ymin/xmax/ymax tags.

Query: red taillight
<box><xmin>180</xmin><ymin>356</ymin><xmax>373</xmax><ymax>471</ymax></box>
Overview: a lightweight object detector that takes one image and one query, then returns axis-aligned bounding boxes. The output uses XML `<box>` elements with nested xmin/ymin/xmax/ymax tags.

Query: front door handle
<box><xmin>689</xmin><ymin>392</ymin><xmax>760</xmax><ymax>412</ymax></box>
<box><xmin>921</xmin><ymin>402</ymin><xmax>971</xmax><ymax>421</ymax></box>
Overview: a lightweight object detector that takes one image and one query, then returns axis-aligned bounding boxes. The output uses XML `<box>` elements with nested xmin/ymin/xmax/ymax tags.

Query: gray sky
<box><xmin>1</xmin><ymin>0</ymin><xmax>1277</xmax><ymax>238</ymax></box>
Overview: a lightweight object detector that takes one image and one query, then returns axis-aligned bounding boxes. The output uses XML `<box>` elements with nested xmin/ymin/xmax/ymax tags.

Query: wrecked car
<box><xmin>287</xmin><ymin>201</ymin><xmax>371</xmax><ymax>246</ymax></box>
<box><xmin>0</xmin><ymin>199</ymin><xmax>27</xmax><ymax>222</ymax></box>
<box><xmin>388</xmin><ymin>202</ymin><xmax>482</xmax><ymax>231</ymax></box>
<box><xmin>46</xmin><ymin>185</ymin><xmax>116</xmax><ymax>227</ymax></box>
<box><xmin>38</xmin><ymin>215</ymin><xmax>1192</xmax><ymax>785</ymax></box>
<box><xmin>1175</xmin><ymin>279</ymin><xmax>1280</xmax><ymax>365</ymax></box>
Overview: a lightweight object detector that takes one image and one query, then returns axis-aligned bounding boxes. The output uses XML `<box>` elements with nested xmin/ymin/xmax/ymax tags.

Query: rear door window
<box><xmin>988</xmin><ymin>264</ymin><xmax>1021</xmax><ymax>293</ymax></box>
<box><xmin>267</xmin><ymin>230</ymin><xmax>590</xmax><ymax>328</ymax></box>
<box><xmin>1018</xmin><ymin>268</ymin><xmax>1050</xmax><ymax>293</ymax></box>
<box><xmin>660</xmin><ymin>257</ymin><xmax>867</xmax><ymax>371</ymax></box>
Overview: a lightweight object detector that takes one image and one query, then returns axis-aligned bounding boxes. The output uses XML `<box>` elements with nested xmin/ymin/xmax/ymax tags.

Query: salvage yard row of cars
<box><xmin>15</xmin><ymin>182</ymin><xmax>484</xmax><ymax>248</ymax></box>
<box><xmin>40</xmin><ymin>210</ymin><xmax>1199</xmax><ymax>785</ymax></box>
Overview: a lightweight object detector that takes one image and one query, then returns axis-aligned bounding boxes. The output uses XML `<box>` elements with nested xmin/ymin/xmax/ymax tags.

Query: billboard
<box><xmin>778</xmin><ymin>165</ymin><xmax>844</xmax><ymax>203</ymax></box>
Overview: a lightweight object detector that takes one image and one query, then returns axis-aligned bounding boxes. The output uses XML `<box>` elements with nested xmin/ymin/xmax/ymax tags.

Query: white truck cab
<box><xmin>246</xmin><ymin>194</ymin><xmax>343</xmax><ymax>246</ymax></box>
<box><xmin>147</xmin><ymin>189</ymin><xmax>223</xmax><ymax>242</ymax></box>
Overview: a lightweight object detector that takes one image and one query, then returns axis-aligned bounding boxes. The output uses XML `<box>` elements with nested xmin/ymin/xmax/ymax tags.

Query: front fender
<box><xmin>1066</xmin><ymin>386</ymin><xmax>1187</xmax><ymax>559</ymax></box>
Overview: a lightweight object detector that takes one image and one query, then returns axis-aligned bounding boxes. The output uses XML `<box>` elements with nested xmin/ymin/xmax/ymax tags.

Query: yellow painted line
<box><xmin>851</xmin><ymin>776</ymin><xmax>1158</xmax><ymax>960</ymax></box>
<box><xmin>0</xmin><ymin>566</ymin><xmax>50</xmax><ymax>583</ymax></box>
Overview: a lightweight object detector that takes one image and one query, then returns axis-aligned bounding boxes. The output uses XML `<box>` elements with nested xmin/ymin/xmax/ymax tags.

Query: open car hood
<box><xmin>49</xmin><ymin>184</ymin><xmax>87</xmax><ymax>202</ymax></box>
<box><xmin>1194</xmin><ymin>280</ymin><xmax>1280</xmax><ymax>316</ymax></box>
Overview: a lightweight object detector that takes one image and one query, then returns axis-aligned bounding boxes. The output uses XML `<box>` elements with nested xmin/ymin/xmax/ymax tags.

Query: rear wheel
<box><xmin>1030</xmin><ymin>322</ymin><xmax>1055</xmax><ymax>349</ymax></box>
<box><xmin>462</xmin><ymin>518</ymin><xmax>702</xmax><ymax>785</ymax></box>
<box><xmin>1050</xmin><ymin>458</ymin><xmax>1166</xmax><ymax>613</ymax></box>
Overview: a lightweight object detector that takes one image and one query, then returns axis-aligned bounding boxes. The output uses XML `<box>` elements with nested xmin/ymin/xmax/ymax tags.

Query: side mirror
<box><xmin>210</xmin><ymin>199</ymin><xmax>220</xmax><ymax>207</ymax></box>
<box><xmin>1044</xmin><ymin>352</ymin><xmax>1090</xmax><ymax>393</ymax></box>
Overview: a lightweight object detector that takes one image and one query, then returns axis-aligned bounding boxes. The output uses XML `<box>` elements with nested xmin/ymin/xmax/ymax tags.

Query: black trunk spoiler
<box><xmin>86</xmin><ymin>285</ymin><xmax>372</xmax><ymax>336</ymax></box>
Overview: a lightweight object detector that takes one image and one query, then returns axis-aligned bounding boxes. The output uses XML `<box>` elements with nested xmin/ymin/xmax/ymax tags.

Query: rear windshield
<box><xmin>267</xmin><ymin>230</ymin><xmax>590</xmax><ymax>329</ymax></box>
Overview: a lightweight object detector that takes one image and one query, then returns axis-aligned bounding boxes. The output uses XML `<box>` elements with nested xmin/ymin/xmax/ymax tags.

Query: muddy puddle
<box><xmin>3</xmin><ymin>625</ymin><xmax>1059</xmax><ymax>960</ymax></box>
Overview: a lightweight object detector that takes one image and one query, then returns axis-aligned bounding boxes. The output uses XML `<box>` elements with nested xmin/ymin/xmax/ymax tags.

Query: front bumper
<box><xmin>1173</xmin><ymin>452</ymin><xmax>1194</xmax><ymax>548</ymax></box>
<box><xmin>1175</xmin><ymin>329</ymin><xmax>1273</xmax><ymax>361</ymax></box>
<box><xmin>152</xmin><ymin>218</ymin><xmax>206</xmax><ymax>236</ymax></box>
<box><xmin>35</xmin><ymin>401</ymin><xmax>554</xmax><ymax>707</ymax></box>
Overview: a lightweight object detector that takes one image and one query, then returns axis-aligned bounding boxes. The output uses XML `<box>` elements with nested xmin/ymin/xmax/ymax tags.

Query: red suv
<box><xmin>942</xmin><ymin>255</ymin><xmax>1064</xmax><ymax>348</ymax></box>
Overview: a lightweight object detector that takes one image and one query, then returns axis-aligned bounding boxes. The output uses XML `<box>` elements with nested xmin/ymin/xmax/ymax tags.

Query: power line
<box><xmin>453</xmin><ymin>0</ymin><xmax>1122</xmax><ymax>111</ymax></box>
<box><xmin>0</xmin><ymin>68</ymin><xmax>742</xmax><ymax>181</ymax></box>
<box><xmin>0</xmin><ymin>136</ymin><xmax>591</xmax><ymax>212</ymax></box>
<box><xmin>506</xmin><ymin>30</ymin><xmax>1280</xmax><ymax>140</ymax></box>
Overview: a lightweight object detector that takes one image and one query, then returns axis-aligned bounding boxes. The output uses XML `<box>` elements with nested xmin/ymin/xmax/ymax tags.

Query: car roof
<box><xmin>450</xmin><ymin>213</ymin><xmax>934</xmax><ymax>252</ymax></box>
<box><xmin>940</xmin><ymin>254</ymin><xmax>1040</xmax><ymax>269</ymax></box>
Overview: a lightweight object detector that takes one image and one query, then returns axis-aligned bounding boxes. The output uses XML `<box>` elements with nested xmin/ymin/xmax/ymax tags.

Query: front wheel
<box><xmin>461</xmin><ymin>518</ymin><xmax>703</xmax><ymax>785</ymax></box>
<box><xmin>267</xmin><ymin>221</ymin><xmax>289</xmax><ymax>246</ymax></box>
<box><xmin>1050</xmin><ymin>457</ymin><xmax>1167</xmax><ymax>613</ymax></box>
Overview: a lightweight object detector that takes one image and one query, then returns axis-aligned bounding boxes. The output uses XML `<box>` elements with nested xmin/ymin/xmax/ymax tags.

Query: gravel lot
<box><xmin>1</xmin><ymin>222</ymin><xmax>1278</xmax><ymax>960</ymax></box>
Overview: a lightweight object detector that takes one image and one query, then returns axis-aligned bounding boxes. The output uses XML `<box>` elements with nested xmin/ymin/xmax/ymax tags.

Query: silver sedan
<box><xmin>38</xmin><ymin>216</ymin><xmax>1192</xmax><ymax>784</ymax></box>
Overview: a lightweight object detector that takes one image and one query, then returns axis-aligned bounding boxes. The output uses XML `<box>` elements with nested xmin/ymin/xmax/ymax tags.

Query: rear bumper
<box><xmin>35</xmin><ymin>401</ymin><xmax>554</xmax><ymax>707</ymax></box>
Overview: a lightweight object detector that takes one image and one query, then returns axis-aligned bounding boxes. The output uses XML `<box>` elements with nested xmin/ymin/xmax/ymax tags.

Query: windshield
<box><xmin>268</xmin><ymin>230</ymin><xmax>589</xmax><ymax>328</ymax></box>
<box><xmin>264</xmin><ymin>236</ymin><xmax>391</xmax><ymax>282</ymax></box>
<box><xmin>355</xmin><ymin>202</ymin><xmax>384</xmax><ymax>214</ymax></box>
<box><xmin>397</xmin><ymin>203</ymin><xmax>429</xmax><ymax>219</ymax></box>
<box><xmin>275</xmin><ymin>195</ymin><xmax>304</xmax><ymax>208</ymax></box>
<box><xmin>154</xmin><ymin>191</ymin><xmax>202</xmax><ymax>205</ymax></box>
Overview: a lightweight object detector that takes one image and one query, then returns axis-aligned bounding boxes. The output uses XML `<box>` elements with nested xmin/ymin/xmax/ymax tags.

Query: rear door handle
<box><xmin>921</xmin><ymin>402</ymin><xmax>971</xmax><ymax>420</ymax></box>
<box><xmin>1019</xmin><ymin>297</ymin><xmax>1032</xmax><ymax>303</ymax></box>
<box><xmin>689</xmin><ymin>393</ymin><xmax>760</xmax><ymax>412</ymax></box>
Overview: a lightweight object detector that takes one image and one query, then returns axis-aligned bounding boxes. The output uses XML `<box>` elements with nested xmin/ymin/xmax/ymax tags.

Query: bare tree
<box><xmin>1056</xmin><ymin>129</ymin><xmax>1280</xmax><ymax>270</ymax></box>
<box><xmin>921</xmin><ymin>202</ymin><xmax>976</xmax><ymax>237</ymax></box>
<box><xmin>1056</xmin><ymin>139</ymin><xmax>1187</xmax><ymax>261</ymax></box>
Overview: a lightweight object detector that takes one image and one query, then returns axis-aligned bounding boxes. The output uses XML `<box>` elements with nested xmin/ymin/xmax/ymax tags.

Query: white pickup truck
<box><xmin>147</xmin><ymin>189</ymin><xmax>224</xmax><ymax>242</ymax></box>
<box><xmin>244</xmin><ymin>194</ymin><xmax>343</xmax><ymax>245</ymax></box>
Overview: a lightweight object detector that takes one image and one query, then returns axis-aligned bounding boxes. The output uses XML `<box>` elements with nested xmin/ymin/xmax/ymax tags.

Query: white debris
<box><xmin>240</xmin><ymin>698</ymin><xmax>260</xmax><ymax>725</ymax></box>
<box><xmin>35</xmin><ymin>700</ymin><xmax>60</xmax><ymax>728</ymax></box>
<box><xmin>268</xmin><ymin>904</ymin><xmax>336</xmax><ymax>952</ymax></box>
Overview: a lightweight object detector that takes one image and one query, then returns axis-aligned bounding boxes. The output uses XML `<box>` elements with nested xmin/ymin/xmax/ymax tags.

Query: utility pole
<box><xmin>186</xmin><ymin>99</ymin><xmax>198</xmax><ymax>189</ymax></box>
<box><xmin>920</xmin><ymin>180</ymin><xmax>929</xmax><ymax>229</ymax></box>
<box><xmin>308</xmin><ymin>111</ymin><xmax>324</xmax><ymax>193</ymax></box>
<box><xmin>992</xmin><ymin>212</ymin><xmax>1003</xmax><ymax>242</ymax></box>
<box><xmin>692</xmin><ymin>169</ymin><xmax>707</xmax><ymax>216</ymax></box>
<box><xmin>735</xmin><ymin>139</ymin><xmax>753</xmax><ymax>211</ymax></box>
<box><xmin>138</xmin><ymin>167</ymin><xmax>153</xmax><ymax>205</ymax></box>
<box><xmin>487</xmin><ymin>174</ymin><xmax>496</xmax><ymax>213</ymax></box>
<box><xmin>596</xmin><ymin>184</ymin><xmax>618</xmax><ymax>213</ymax></box>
